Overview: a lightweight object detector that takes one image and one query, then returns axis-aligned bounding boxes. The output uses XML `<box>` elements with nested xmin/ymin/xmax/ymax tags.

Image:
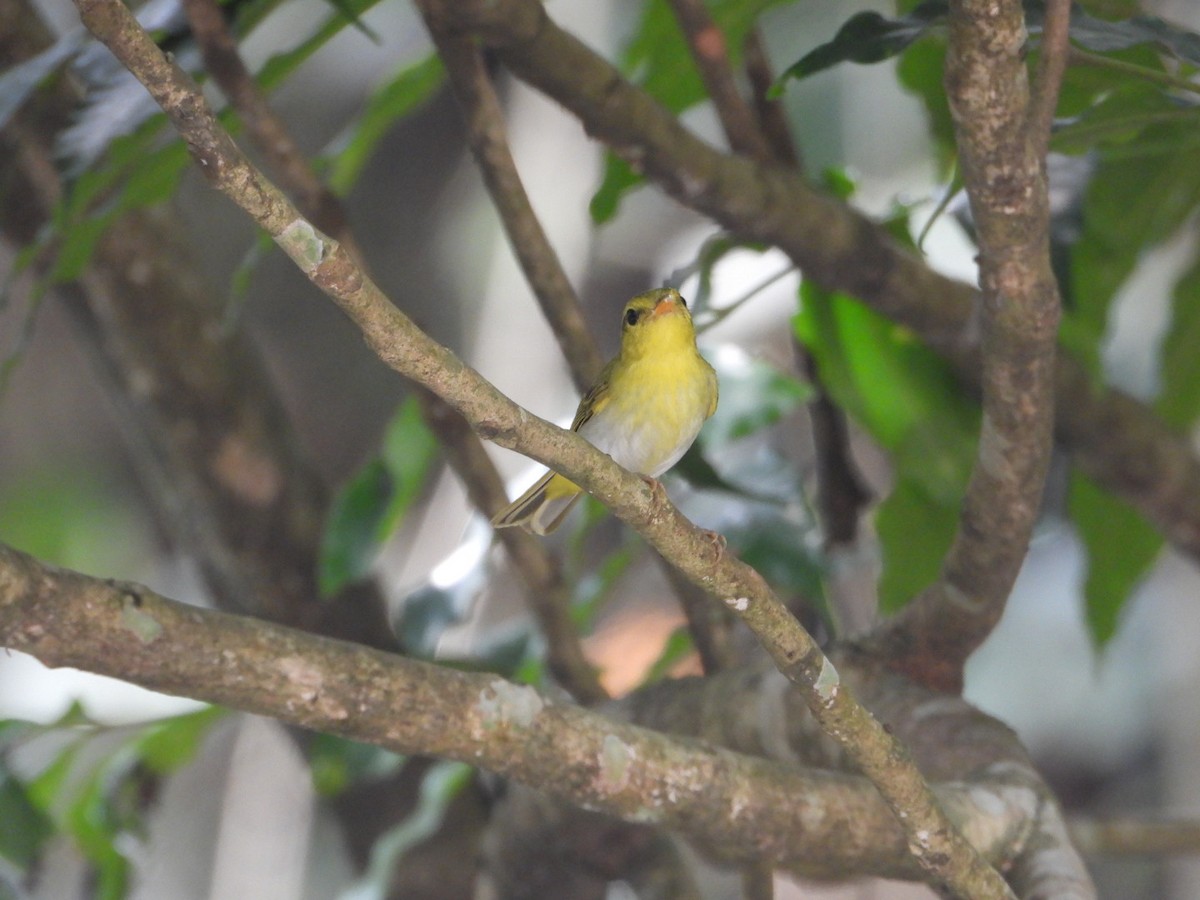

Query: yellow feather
<box><xmin>492</xmin><ymin>288</ymin><xmax>718</xmax><ymax>535</ymax></box>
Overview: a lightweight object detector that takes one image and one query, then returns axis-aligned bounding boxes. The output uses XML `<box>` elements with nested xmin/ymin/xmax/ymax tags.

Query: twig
<box><xmin>742</xmin><ymin>29</ymin><xmax>801</xmax><ymax>170</ymax></box>
<box><xmin>422</xmin><ymin>25</ymin><xmax>603</xmax><ymax>391</ymax></box>
<box><xmin>658</xmin><ymin>558</ymin><xmax>734</xmax><ymax>674</ymax></box>
<box><xmin>179</xmin><ymin>0</ymin><xmax>362</xmax><ymax>263</ymax></box>
<box><xmin>1070</xmin><ymin>817</ymin><xmax>1200</xmax><ymax>857</ymax></box>
<box><xmin>416</xmin><ymin>388</ymin><xmax>607</xmax><ymax>704</ymax></box>
<box><xmin>798</xmin><ymin>342</ymin><xmax>871</xmax><ymax>549</ymax></box>
<box><xmin>665</xmin><ymin>0</ymin><xmax>773</xmax><ymax>162</ymax></box>
<box><xmin>1069</xmin><ymin>46</ymin><xmax>1200</xmax><ymax>99</ymax></box>
<box><xmin>72</xmin><ymin>0</ymin><xmax>1013</xmax><ymax>892</ymax></box>
<box><xmin>1028</xmin><ymin>0</ymin><xmax>1072</xmax><ymax>158</ymax></box>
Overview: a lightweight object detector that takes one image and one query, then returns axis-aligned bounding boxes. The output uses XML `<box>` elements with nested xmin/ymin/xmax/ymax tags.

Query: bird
<box><xmin>492</xmin><ymin>287</ymin><xmax>718</xmax><ymax>535</ymax></box>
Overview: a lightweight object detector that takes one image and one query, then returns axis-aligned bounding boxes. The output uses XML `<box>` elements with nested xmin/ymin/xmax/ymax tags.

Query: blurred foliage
<box><xmin>319</xmin><ymin>397</ymin><xmax>438</xmax><ymax>596</ymax></box>
<box><xmin>0</xmin><ymin>706</ymin><xmax>224</xmax><ymax>898</ymax></box>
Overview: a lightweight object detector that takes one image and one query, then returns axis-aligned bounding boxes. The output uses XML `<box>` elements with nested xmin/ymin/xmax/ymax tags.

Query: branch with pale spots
<box><xmin>0</xmin><ymin>542</ymin><xmax>1089</xmax><ymax>893</ymax></box>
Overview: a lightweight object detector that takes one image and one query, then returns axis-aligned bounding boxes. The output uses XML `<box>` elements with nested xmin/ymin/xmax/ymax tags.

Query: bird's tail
<box><xmin>491</xmin><ymin>470</ymin><xmax>583</xmax><ymax>535</ymax></box>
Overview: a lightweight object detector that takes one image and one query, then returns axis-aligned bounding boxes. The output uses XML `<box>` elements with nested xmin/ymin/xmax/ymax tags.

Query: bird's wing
<box><xmin>570</xmin><ymin>361</ymin><xmax>616</xmax><ymax>432</ymax></box>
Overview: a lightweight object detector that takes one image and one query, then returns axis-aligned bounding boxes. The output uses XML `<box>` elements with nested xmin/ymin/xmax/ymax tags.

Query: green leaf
<box><xmin>134</xmin><ymin>706</ymin><xmax>224</xmax><ymax>774</ymax></box>
<box><xmin>342</xmin><ymin>761</ymin><xmax>472</xmax><ymax>900</ymax></box>
<box><xmin>319</xmin><ymin>460</ymin><xmax>393</xmax><ymax>596</ymax></box>
<box><xmin>875</xmin><ymin>476</ymin><xmax>959</xmax><ymax>613</ymax></box>
<box><xmin>254</xmin><ymin>0</ymin><xmax>387</xmax><ymax>93</ymax></box>
<box><xmin>325</xmin><ymin>55</ymin><xmax>444</xmax><ymax>197</ymax></box>
<box><xmin>1068</xmin><ymin>470</ymin><xmax>1162</xmax><ymax>646</ymax></box>
<box><xmin>1156</xmin><ymin>255</ymin><xmax>1200</xmax><ymax>429</ymax></box>
<box><xmin>779</xmin><ymin>0</ymin><xmax>1200</xmax><ymax>88</ymax></box>
<box><xmin>589</xmin><ymin>154</ymin><xmax>642</xmax><ymax>224</ymax></box>
<box><xmin>308</xmin><ymin>734</ymin><xmax>404</xmax><ymax>797</ymax></box>
<box><xmin>1069</xmin><ymin>117</ymin><xmax>1200</xmax><ymax>363</ymax></box>
<box><xmin>642</xmin><ymin>627</ymin><xmax>695</xmax><ymax>684</ymax></box>
<box><xmin>795</xmin><ymin>282</ymin><xmax>979</xmax><ymax>610</ymax></box>
<box><xmin>702</xmin><ymin>350</ymin><xmax>811</xmax><ymax>447</ymax></box>
<box><xmin>775</xmin><ymin>2</ymin><xmax>947</xmax><ymax>87</ymax></box>
<box><xmin>727</xmin><ymin>512</ymin><xmax>829</xmax><ymax>621</ymax></box>
<box><xmin>319</xmin><ymin>398</ymin><xmax>437</xmax><ymax>596</ymax></box>
<box><xmin>0</xmin><ymin>32</ymin><xmax>87</xmax><ymax>131</ymax></box>
<box><xmin>0</xmin><ymin>770</ymin><xmax>55</xmax><ymax>868</ymax></box>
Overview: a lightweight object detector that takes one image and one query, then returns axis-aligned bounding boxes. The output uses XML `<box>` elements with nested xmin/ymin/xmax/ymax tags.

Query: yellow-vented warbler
<box><xmin>492</xmin><ymin>287</ymin><xmax>718</xmax><ymax>535</ymax></box>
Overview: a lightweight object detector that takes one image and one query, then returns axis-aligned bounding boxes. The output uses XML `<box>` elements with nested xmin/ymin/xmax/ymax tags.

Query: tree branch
<box><xmin>422</xmin><ymin>23</ymin><xmax>603</xmax><ymax>391</ymax></box>
<box><xmin>1028</xmin><ymin>0</ymin><xmax>1071</xmax><ymax>157</ymax></box>
<box><xmin>69</xmin><ymin>0</ymin><xmax>1010</xmax><ymax>891</ymax></box>
<box><xmin>665</xmin><ymin>0</ymin><xmax>773</xmax><ymax>162</ymax></box>
<box><xmin>0</xmin><ymin>541</ymin><xmax>1086</xmax><ymax>892</ymax></box>
<box><xmin>865</xmin><ymin>0</ymin><xmax>1063</xmax><ymax>688</ymax></box>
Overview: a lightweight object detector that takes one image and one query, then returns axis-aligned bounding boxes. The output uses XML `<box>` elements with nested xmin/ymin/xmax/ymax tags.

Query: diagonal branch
<box><xmin>70</xmin><ymin>0</ymin><xmax>1011</xmax><ymax>892</ymax></box>
<box><xmin>665</xmin><ymin>0</ymin><xmax>773</xmax><ymax>162</ymax></box>
<box><xmin>422</xmin><ymin>24</ymin><xmax>603</xmax><ymax>391</ymax></box>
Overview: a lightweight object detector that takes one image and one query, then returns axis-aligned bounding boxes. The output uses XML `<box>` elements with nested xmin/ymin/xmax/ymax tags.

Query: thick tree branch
<box><xmin>866</xmin><ymin>0</ymin><xmax>1064</xmax><ymax>688</ymax></box>
<box><xmin>421</xmin><ymin>0</ymin><xmax>1200</xmax><ymax>573</ymax></box>
<box><xmin>0</xmin><ymin>541</ymin><xmax>1085</xmax><ymax>892</ymax></box>
<box><xmin>70</xmin><ymin>0</ymin><xmax>1010</xmax><ymax>892</ymax></box>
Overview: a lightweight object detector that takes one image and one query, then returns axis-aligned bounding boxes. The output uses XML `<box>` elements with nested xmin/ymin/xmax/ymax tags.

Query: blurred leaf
<box><xmin>727</xmin><ymin>512</ymin><xmax>829</xmax><ymax>621</ymax></box>
<box><xmin>590</xmin><ymin>153</ymin><xmax>642</xmax><ymax>225</ymax></box>
<box><xmin>309</xmin><ymin>734</ymin><xmax>404</xmax><ymax>797</ymax></box>
<box><xmin>1069</xmin><ymin>118</ymin><xmax>1200</xmax><ymax>369</ymax></box>
<box><xmin>0</xmin><ymin>32</ymin><xmax>87</xmax><ymax>131</ymax></box>
<box><xmin>795</xmin><ymin>282</ymin><xmax>978</xmax><ymax>610</ymax></box>
<box><xmin>320</xmin><ymin>460</ymin><xmax>394</xmax><ymax>596</ymax></box>
<box><xmin>254</xmin><ymin>0</ymin><xmax>387</xmax><ymax>93</ymax></box>
<box><xmin>1157</xmin><ymin>255</ymin><xmax>1200</xmax><ymax>428</ymax></box>
<box><xmin>1068</xmin><ymin>471</ymin><xmax>1162</xmax><ymax>646</ymax></box>
<box><xmin>774</xmin><ymin>3</ymin><xmax>946</xmax><ymax>87</ymax></box>
<box><xmin>0</xmin><ymin>771</ymin><xmax>54</xmax><ymax>869</ymax></box>
<box><xmin>642</xmin><ymin>627</ymin><xmax>695</xmax><ymax>684</ymax></box>
<box><xmin>874</xmin><ymin>476</ymin><xmax>959</xmax><ymax>613</ymax></box>
<box><xmin>134</xmin><ymin>706</ymin><xmax>224</xmax><ymax>774</ymax></box>
<box><xmin>896</xmin><ymin>31</ymin><xmax>955</xmax><ymax>159</ymax></box>
<box><xmin>779</xmin><ymin>0</ymin><xmax>1200</xmax><ymax>89</ymax></box>
<box><xmin>380</xmin><ymin>397</ymin><xmax>439</xmax><ymax>514</ymax></box>
<box><xmin>702</xmin><ymin>349</ymin><xmax>811</xmax><ymax>447</ymax></box>
<box><xmin>320</xmin><ymin>398</ymin><xmax>437</xmax><ymax>596</ymax></box>
<box><xmin>325</xmin><ymin>55</ymin><xmax>444</xmax><ymax>196</ymax></box>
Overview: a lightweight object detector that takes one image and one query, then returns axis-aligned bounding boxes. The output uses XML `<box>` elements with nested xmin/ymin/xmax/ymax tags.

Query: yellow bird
<box><xmin>492</xmin><ymin>287</ymin><xmax>718</xmax><ymax>535</ymax></box>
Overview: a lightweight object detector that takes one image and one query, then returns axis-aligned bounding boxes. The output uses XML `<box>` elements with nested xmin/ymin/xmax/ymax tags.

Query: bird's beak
<box><xmin>652</xmin><ymin>295</ymin><xmax>678</xmax><ymax>318</ymax></box>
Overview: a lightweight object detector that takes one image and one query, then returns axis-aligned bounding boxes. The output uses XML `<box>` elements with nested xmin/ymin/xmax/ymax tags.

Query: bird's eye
<box><xmin>624</xmin><ymin>308</ymin><xmax>641</xmax><ymax>327</ymax></box>
<box><xmin>678</xmin><ymin>295</ymin><xmax>688</xmax><ymax>308</ymax></box>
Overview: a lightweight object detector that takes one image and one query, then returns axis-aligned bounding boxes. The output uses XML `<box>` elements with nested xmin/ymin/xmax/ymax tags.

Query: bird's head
<box><xmin>618</xmin><ymin>288</ymin><xmax>696</xmax><ymax>359</ymax></box>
